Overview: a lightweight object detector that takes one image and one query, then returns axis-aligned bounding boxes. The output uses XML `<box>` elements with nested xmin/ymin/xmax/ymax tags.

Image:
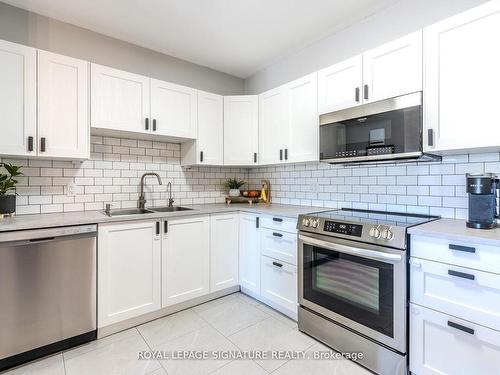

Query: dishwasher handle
<box><xmin>0</xmin><ymin>224</ymin><xmax>97</xmax><ymax>245</ymax></box>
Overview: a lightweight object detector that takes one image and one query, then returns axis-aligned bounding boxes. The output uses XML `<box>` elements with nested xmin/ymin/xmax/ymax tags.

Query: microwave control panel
<box><xmin>323</xmin><ymin>221</ymin><xmax>362</xmax><ymax>237</ymax></box>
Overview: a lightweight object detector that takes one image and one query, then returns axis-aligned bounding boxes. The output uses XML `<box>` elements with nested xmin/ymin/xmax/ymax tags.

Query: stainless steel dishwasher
<box><xmin>0</xmin><ymin>225</ymin><xmax>97</xmax><ymax>371</ymax></box>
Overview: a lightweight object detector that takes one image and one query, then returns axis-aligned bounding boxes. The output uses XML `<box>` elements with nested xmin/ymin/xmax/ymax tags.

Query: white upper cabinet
<box><xmin>210</xmin><ymin>213</ymin><xmax>239</xmax><ymax>292</ymax></box>
<box><xmin>259</xmin><ymin>86</ymin><xmax>288</xmax><ymax>165</ymax></box>
<box><xmin>424</xmin><ymin>1</ymin><xmax>500</xmax><ymax>153</ymax></box>
<box><xmin>318</xmin><ymin>55</ymin><xmax>362</xmax><ymax>114</ymax></box>
<box><xmin>286</xmin><ymin>73</ymin><xmax>318</xmax><ymax>163</ymax></box>
<box><xmin>363</xmin><ymin>31</ymin><xmax>422</xmax><ymax>103</ymax></box>
<box><xmin>151</xmin><ymin>79</ymin><xmax>197</xmax><ymax>139</ymax></box>
<box><xmin>38</xmin><ymin>50</ymin><xmax>89</xmax><ymax>159</ymax></box>
<box><xmin>91</xmin><ymin>64</ymin><xmax>150</xmax><ymax>134</ymax></box>
<box><xmin>0</xmin><ymin>40</ymin><xmax>36</xmax><ymax>157</ymax></box>
<box><xmin>223</xmin><ymin>95</ymin><xmax>259</xmax><ymax>166</ymax></box>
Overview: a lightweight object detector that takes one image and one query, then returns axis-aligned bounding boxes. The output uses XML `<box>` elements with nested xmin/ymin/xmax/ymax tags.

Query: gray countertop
<box><xmin>0</xmin><ymin>203</ymin><xmax>326</xmax><ymax>232</ymax></box>
<box><xmin>408</xmin><ymin>218</ymin><xmax>500</xmax><ymax>246</ymax></box>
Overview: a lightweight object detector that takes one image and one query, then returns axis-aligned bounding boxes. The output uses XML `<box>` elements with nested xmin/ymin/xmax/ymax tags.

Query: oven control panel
<box><xmin>323</xmin><ymin>221</ymin><xmax>362</xmax><ymax>237</ymax></box>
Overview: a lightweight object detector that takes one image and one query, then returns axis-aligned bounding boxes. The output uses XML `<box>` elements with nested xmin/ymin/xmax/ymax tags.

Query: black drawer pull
<box><xmin>145</xmin><ymin>118</ymin><xmax>149</xmax><ymax>130</ymax></box>
<box><xmin>28</xmin><ymin>136</ymin><xmax>34</xmax><ymax>152</ymax></box>
<box><xmin>164</xmin><ymin>221</ymin><xmax>168</xmax><ymax>234</ymax></box>
<box><xmin>40</xmin><ymin>137</ymin><xmax>46</xmax><ymax>152</ymax></box>
<box><xmin>284</xmin><ymin>148</ymin><xmax>288</xmax><ymax>160</ymax></box>
<box><xmin>254</xmin><ymin>152</ymin><xmax>257</xmax><ymax>163</ymax></box>
<box><xmin>427</xmin><ymin>129</ymin><xmax>434</xmax><ymax>147</ymax></box>
<box><xmin>363</xmin><ymin>84</ymin><xmax>369</xmax><ymax>100</ymax></box>
<box><xmin>272</xmin><ymin>261</ymin><xmax>283</xmax><ymax>268</ymax></box>
<box><xmin>279</xmin><ymin>149</ymin><xmax>283</xmax><ymax>161</ymax></box>
<box><xmin>355</xmin><ymin>87</ymin><xmax>360</xmax><ymax>102</ymax></box>
<box><xmin>272</xmin><ymin>232</ymin><xmax>283</xmax><ymax>238</ymax></box>
<box><xmin>29</xmin><ymin>237</ymin><xmax>55</xmax><ymax>242</ymax></box>
<box><xmin>448</xmin><ymin>270</ymin><xmax>475</xmax><ymax>280</ymax></box>
<box><xmin>153</xmin><ymin>119</ymin><xmax>157</xmax><ymax>131</ymax></box>
<box><xmin>273</xmin><ymin>217</ymin><xmax>283</xmax><ymax>222</ymax></box>
<box><xmin>156</xmin><ymin>222</ymin><xmax>160</xmax><ymax>235</ymax></box>
<box><xmin>256</xmin><ymin>217</ymin><xmax>259</xmax><ymax>228</ymax></box>
<box><xmin>449</xmin><ymin>244</ymin><xmax>476</xmax><ymax>253</ymax></box>
<box><xmin>200</xmin><ymin>151</ymin><xmax>204</xmax><ymax>162</ymax></box>
<box><xmin>448</xmin><ymin>321</ymin><xmax>474</xmax><ymax>335</ymax></box>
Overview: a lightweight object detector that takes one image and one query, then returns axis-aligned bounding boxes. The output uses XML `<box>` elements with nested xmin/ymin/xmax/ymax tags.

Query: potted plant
<box><xmin>0</xmin><ymin>163</ymin><xmax>23</xmax><ymax>215</ymax></box>
<box><xmin>224</xmin><ymin>178</ymin><xmax>245</xmax><ymax>197</ymax></box>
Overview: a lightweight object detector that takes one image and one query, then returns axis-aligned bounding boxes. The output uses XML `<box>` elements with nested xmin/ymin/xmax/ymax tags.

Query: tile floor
<box><xmin>3</xmin><ymin>292</ymin><xmax>371</xmax><ymax>375</ymax></box>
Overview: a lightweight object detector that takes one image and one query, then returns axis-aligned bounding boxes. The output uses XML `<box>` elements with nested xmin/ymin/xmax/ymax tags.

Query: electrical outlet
<box><xmin>309</xmin><ymin>183</ymin><xmax>318</xmax><ymax>192</ymax></box>
<box><xmin>66</xmin><ymin>183</ymin><xmax>76</xmax><ymax>197</ymax></box>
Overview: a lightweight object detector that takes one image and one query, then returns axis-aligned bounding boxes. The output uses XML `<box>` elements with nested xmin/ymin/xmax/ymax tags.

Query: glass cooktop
<box><xmin>310</xmin><ymin>208</ymin><xmax>440</xmax><ymax>228</ymax></box>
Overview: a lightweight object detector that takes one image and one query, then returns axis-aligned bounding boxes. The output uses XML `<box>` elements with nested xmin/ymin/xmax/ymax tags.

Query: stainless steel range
<box><xmin>297</xmin><ymin>208</ymin><xmax>439</xmax><ymax>375</ymax></box>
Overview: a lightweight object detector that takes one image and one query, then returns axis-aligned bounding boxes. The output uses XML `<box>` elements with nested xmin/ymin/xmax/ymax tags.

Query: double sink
<box><xmin>106</xmin><ymin>206</ymin><xmax>193</xmax><ymax>217</ymax></box>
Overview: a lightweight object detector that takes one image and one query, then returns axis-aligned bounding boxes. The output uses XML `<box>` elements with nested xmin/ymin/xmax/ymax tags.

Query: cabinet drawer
<box><xmin>410</xmin><ymin>304</ymin><xmax>500</xmax><ymax>375</ymax></box>
<box><xmin>260</xmin><ymin>255</ymin><xmax>297</xmax><ymax>318</ymax></box>
<box><xmin>260</xmin><ymin>215</ymin><xmax>297</xmax><ymax>234</ymax></box>
<box><xmin>410</xmin><ymin>258</ymin><xmax>500</xmax><ymax>331</ymax></box>
<box><xmin>411</xmin><ymin>235</ymin><xmax>500</xmax><ymax>274</ymax></box>
<box><xmin>261</xmin><ymin>228</ymin><xmax>297</xmax><ymax>265</ymax></box>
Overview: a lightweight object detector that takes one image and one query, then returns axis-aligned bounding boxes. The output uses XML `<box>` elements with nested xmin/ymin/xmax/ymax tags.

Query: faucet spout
<box><xmin>138</xmin><ymin>173</ymin><xmax>163</xmax><ymax>209</ymax></box>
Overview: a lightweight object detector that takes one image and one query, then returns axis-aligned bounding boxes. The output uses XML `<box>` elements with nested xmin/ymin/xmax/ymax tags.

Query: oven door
<box><xmin>298</xmin><ymin>232</ymin><xmax>407</xmax><ymax>353</ymax></box>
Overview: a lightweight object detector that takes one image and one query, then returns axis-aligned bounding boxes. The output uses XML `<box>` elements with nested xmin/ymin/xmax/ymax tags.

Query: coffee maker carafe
<box><xmin>466</xmin><ymin>173</ymin><xmax>499</xmax><ymax>229</ymax></box>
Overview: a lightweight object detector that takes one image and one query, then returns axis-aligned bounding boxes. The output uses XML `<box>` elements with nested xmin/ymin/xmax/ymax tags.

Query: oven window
<box><xmin>319</xmin><ymin>105</ymin><xmax>421</xmax><ymax>160</ymax></box>
<box><xmin>303</xmin><ymin>244</ymin><xmax>394</xmax><ymax>337</ymax></box>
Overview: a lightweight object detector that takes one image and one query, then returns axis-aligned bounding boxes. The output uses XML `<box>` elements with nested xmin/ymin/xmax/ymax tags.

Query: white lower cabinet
<box><xmin>239</xmin><ymin>213</ymin><xmax>261</xmax><ymax>295</ymax></box>
<box><xmin>98</xmin><ymin>220</ymin><xmax>161</xmax><ymax>327</ymax></box>
<box><xmin>210</xmin><ymin>213</ymin><xmax>239</xmax><ymax>292</ymax></box>
<box><xmin>260</xmin><ymin>228</ymin><xmax>297</xmax><ymax>265</ymax></box>
<box><xmin>410</xmin><ymin>304</ymin><xmax>500</xmax><ymax>375</ymax></box>
<box><xmin>260</xmin><ymin>255</ymin><xmax>297</xmax><ymax>319</ymax></box>
<box><xmin>162</xmin><ymin>215</ymin><xmax>210</xmax><ymax>307</ymax></box>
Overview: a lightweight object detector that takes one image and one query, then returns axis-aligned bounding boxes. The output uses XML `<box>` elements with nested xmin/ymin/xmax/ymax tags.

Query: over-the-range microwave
<box><xmin>319</xmin><ymin>92</ymin><xmax>440</xmax><ymax>164</ymax></box>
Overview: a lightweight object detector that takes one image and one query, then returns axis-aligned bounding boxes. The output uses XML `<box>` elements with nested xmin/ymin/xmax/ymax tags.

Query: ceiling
<box><xmin>4</xmin><ymin>0</ymin><xmax>398</xmax><ymax>78</ymax></box>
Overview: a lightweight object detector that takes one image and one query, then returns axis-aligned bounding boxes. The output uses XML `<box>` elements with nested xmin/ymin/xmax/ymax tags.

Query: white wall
<box><xmin>0</xmin><ymin>2</ymin><xmax>244</xmax><ymax>95</ymax></box>
<box><xmin>244</xmin><ymin>0</ymin><xmax>488</xmax><ymax>94</ymax></box>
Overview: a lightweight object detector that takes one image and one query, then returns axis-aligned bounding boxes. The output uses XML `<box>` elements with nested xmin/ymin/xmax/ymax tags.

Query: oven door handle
<box><xmin>299</xmin><ymin>234</ymin><xmax>403</xmax><ymax>263</ymax></box>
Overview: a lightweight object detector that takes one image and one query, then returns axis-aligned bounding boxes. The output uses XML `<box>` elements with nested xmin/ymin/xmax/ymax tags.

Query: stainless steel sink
<box><xmin>150</xmin><ymin>206</ymin><xmax>193</xmax><ymax>212</ymax></box>
<box><xmin>105</xmin><ymin>208</ymin><xmax>154</xmax><ymax>216</ymax></box>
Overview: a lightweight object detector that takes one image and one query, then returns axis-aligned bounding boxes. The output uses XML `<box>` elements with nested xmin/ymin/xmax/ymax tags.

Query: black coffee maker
<box><xmin>466</xmin><ymin>173</ymin><xmax>499</xmax><ymax>229</ymax></box>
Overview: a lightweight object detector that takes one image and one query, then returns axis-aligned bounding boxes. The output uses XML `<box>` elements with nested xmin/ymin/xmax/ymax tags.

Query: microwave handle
<box><xmin>299</xmin><ymin>234</ymin><xmax>403</xmax><ymax>263</ymax></box>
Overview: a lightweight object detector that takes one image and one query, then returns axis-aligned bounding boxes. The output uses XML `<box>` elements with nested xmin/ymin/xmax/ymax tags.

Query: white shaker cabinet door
<box><xmin>210</xmin><ymin>213</ymin><xmax>239</xmax><ymax>292</ymax></box>
<box><xmin>38</xmin><ymin>50</ymin><xmax>89</xmax><ymax>159</ymax></box>
<box><xmin>317</xmin><ymin>55</ymin><xmax>362</xmax><ymax>114</ymax></box>
<box><xmin>223</xmin><ymin>95</ymin><xmax>259</xmax><ymax>166</ymax></box>
<box><xmin>0</xmin><ymin>39</ymin><xmax>36</xmax><ymax>157</ymax></box>
<box><xmin>258</xmin><ymin>86</ymin><xmax>287</xmax><ymax>165</ymax></box>
<box><xmin>98</xmin><ymin>221</ymin><xmax>161</xmax><ymax>327</ymax></box>
<box><xmin>363</xmin><ymin>31</ymin><xmax>422</xmax><ymax>103</ymax></box>
<box><xmin>91</xmin><ymin>64</ymin><xmax>150</xmax><ymax>134</ymax></box>
<box><xmin>151</xmin><ymin>79</ymin><xmax>197</xmax><ymax>139</ymax></box>
<box><xmin>197</xmin><ymin>90</ymin><xmax>223</xmax><ymax>165</ymax></box>
<box><xmin>239</xmin><ymin>213</ymin><xmax>261</xmax><ymax>296</ymax></box>
<box><xmin>286</xmin><ymin>73</ymin><xmax>318</xmax><ymax>163</ymax></box>
<box><xmin>162</xmin><ymin>216</ymin><xmax>210</xmax><ymax>307</ymax></box>
<box><xmin>424</xmin><ymin>1</ymin><xmax>500</xmax><ymax>152</ymax></box>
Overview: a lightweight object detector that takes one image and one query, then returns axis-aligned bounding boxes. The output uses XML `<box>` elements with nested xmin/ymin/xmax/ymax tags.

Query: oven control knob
<box><xmin>381</xmin><ymin>229</ymin><xmax>394</xmax><ymax>241</ymax></box>
<box><xmin>302</xmin><ymin>218</ymin><xmax>311</xmax><ymax>227</ymax></box>
<box><xmin>311</xmin><ymin>219</ymin><xmax>319</xmax><ymax>228</ymax></box>
<box><xmin>369</xmin><ymin>227</ymin><xmax>381</xmax><ymax>238</ymax></box>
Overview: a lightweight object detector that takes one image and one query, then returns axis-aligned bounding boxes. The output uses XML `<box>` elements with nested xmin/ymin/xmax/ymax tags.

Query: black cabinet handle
<box><xmin>448</xmin><ymin>321</ymin><xmax>474</xmax><ymax>335</ymax></box>
<box><xmin>40</xmin><ymin>137</ymin><xmax>46</xmax><ymax>152</ymax></box>
<box><xmin>284</xmin><ymin>148</ymin><xmax>288</xmax><ymax>160</ymax></box>
<box><xmin>272</xmin><ymin>261</ymin><xmax>283</xmax><ymax>268</ymax></box>
<box><xmin>254</xmin><ymin>152</ymin><xmax>257</xmax><ymax>163</ymax></box>
<box><xmin>164</xmin><ymin>221</ymin><xmax>168</xmax><ymax>234</ymax></box>
<box><xmin>363</xmin><ymin>84</ymin><xmax>369</xmax><ymax>100</ymax></box>
<box><xmin>448</xmin><ymin>270</ymin><xmax>475</xmax><ymax>280</ymax></box>
<box><xmin>28</xmin><ymin>136</ymin><xmax>33</xmax><ymax>152</ymax></box>
<box><xmin>427</xmin><ymin>129</ymin><xmax>434</xmax><ymax>147</ymax></box>
<box><xmin>256</xmin><ymin>217</ymin><xmax>259</xmax><ymax>228</ymax></box>
<box><xmin>273</xmin><ymin>217</ymin><xmax>283</xmax><ymax>222</ymax></box>
<box><xmin>156</xmin><ymin>222</ymin><xmax>160</xmax><ymax>235</ymax></box>
<box><xmin>279</xmin><ymin>149</ymin><xmax>283</xmax><ymax>161</ymax></box>
<box><xmin>355</xmin><ymin>87</ymin><xmax>360</xmax><ymax>102</ymax></box>
<box><xmin>200</xmin><ymin>151</ymin><xmax>204</xmax><ymax>162</ymax></box>
<box><xmin>153</xmin><ymin>119</ymin><xmax>157</xmax><ymax>131</ymax></box>
<box><xmin>449</xmin><ymin>244</ymin><xmax>476</xmax><ymax>253</ymax></box>
<box><xmin>145</xmin><ymin>118</ymin><xmax>149</xmax><ymax>130</ymax></box>
<box><xmin>272</xmin><ymin>232</ymin><xmax>283</xmax><ymax>238</ymax></box>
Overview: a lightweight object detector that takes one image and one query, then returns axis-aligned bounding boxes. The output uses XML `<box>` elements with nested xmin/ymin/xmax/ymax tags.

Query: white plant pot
<box><xmin>229</xmin><ymin>189</ymin><xmax>241</xmax><ymax>197</ymax></box>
